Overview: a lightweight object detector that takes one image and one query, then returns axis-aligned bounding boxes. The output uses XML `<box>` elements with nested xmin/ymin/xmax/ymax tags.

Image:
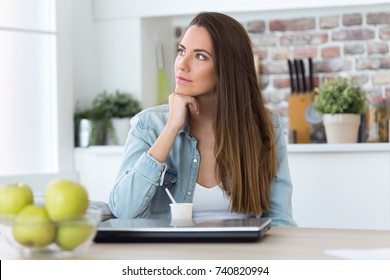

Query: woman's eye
<box><xmin>195</xmin><ymin>53</ymin><xmax>207</xmax><ymax>60</ymax></box>
<box><xmin>177</xmin><ymin>48</ymin><xmax>185</xmax><ymax>56</ymax></box>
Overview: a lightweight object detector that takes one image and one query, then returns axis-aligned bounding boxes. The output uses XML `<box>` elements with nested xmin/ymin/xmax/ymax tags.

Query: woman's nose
<box><xmin>176</xmin><ymin>55</ymin><xmax>190</xmax><ymax>72</ymax></box>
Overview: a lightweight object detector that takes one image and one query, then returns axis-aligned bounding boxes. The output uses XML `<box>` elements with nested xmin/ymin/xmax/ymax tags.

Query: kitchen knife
<box><xmin>287</xmin><ymin>59</ymin><xmax>295</xmax><ymax>93</ymax></box>
<box><xmin>294</xmin><ymin>59</ymin><xmax>301</xmax><ymax>92</ymax></box>
<box><xmin>300</xmin><ymin>59</ymin><xmax>307</xmax><ymax>92</ymax></box>
<box><xmin>308</xmin><ymin>57</ymin><xmax>314</xmax><ymax>92</ymax></box>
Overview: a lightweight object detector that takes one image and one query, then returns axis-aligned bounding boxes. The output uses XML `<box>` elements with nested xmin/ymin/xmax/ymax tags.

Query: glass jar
<box><xmin>366</xmin><ymin>97</ymin><xmax>390</xmax><ymax>143</ymax></box>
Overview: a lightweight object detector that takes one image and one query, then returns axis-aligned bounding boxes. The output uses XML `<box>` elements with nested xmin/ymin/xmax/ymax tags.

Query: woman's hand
<box><xmin>148</xmin><ymin>93</ymin><xmax>199</xmax><ymax>163</ymax></box>
<box><xmin>166</xmin><ymin>92</ymin><xmax>199</xmax><ymax>131</ymax></box>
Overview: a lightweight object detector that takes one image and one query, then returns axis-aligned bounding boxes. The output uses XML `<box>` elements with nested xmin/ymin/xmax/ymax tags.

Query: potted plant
<box><xmin>74</xmin><ymin>92</ymin><xmax>115</xmax><ymax>147</ymax></box>
<box><xmin>107</xmin><ymin>90</ymin><xmax>142</xmax><ymax>145</ymax></box>
<box><xmin>74</xmin><ymin>103</ymin><xmax>109</xmax><ymax>147</ymax></box>
<box><xmin>313</xmin><ymin>77</ymin><xmax>368</xmax><ymax>143</ymax></box>
<box><xmin>74</xmin><ymin>91</ymin><xmax>142</xmax><ymax>146</ymax></box>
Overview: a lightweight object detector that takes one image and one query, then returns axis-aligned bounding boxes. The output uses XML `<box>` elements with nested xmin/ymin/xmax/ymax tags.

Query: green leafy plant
<box><xmin>91</xmin><ymin>91</ymin><xmax>114</xmax><ymax>120</ymax></box>
<box><xmin>313</xmin><ymin>78</ymin><xmax>368</xmax><ymax>114</ymax></box>
<box><xmin>74</xmin><ymin>93</ymin><xmax>111</xmax><ymax>123</ymax></box>
<box><xmin>109</xmin><ymin>90</ymin><xmax>142</xmax><ymax>118</ymax></box>
<box><xmin>74</xmin><ymin>91</ymin><xmax>142</xmax><ymax>146</ymax></box>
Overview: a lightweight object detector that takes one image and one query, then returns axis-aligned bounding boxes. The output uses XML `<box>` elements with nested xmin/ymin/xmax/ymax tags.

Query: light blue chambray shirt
<box><xmin>109</xmin><ymin>104</ymin><xmax>297</xmax><ymax>227</ymax></box>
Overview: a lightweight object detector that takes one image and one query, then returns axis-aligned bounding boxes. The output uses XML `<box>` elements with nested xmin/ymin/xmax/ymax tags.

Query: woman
<box><xmin>109</xmin><ymin>12</ymin><xmax>297</xmax><ymax>227</ymax></box>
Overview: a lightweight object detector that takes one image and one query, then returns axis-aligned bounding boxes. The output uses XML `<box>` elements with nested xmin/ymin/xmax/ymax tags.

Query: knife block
<box><xmin>288</xmin><ymin>92</ymin><xmax>314</xmax><ymax>143</ymax></box>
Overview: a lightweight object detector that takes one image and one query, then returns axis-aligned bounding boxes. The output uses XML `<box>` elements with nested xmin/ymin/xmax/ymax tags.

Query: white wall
<box><xmin>72</xmin><ymin>0</ymin><xmax>143</xmax><ymax>109</ymax></box>
<box><xmin>140</xmin><ymin>17</ymin><xmax>175</xmax><ymax>108</ymax></box>
<box><xmin>57</xmin><ymin>0</ymin><xmax>75</xmax><ymax>173</ymax></box>
<box><xmin>95</xmin><ymin>18</ymin><xmax>142</xmax><ymax>101</ymax></box>
<box><xmin>72</xmin><ymin>0</ymin><xmax>97</xmax><ymax>109</ymax></box>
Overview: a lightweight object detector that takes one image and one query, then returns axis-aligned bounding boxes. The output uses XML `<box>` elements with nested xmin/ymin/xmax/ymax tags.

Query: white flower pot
<box><xmin>323</xmin><ymin>113</ymin><xmax>361</xmax><ymax>143</ymax></box>
<box><xmin>107</xmin><ymin>118</ymin><xmax>131</xmax><ymax>145</ymax></box>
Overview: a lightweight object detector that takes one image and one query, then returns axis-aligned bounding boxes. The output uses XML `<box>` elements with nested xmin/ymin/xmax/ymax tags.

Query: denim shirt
<box><xmin>109</xmin><ymin>104</ymin><xmax>297</xmax><ymax>227</ymax></box>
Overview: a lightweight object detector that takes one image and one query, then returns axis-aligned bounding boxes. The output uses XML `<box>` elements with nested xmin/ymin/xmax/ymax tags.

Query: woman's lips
<box><xmin>176</xmin><ymin>76</ymin><xmax>192</xmax><ymax>83</ymax></box>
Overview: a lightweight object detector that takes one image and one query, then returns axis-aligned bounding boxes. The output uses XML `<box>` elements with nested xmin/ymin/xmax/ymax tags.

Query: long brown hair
<box><xmin>189</xmin><ymin>12</ymin><xmax>277</xmax><ymax>214</ymax></box>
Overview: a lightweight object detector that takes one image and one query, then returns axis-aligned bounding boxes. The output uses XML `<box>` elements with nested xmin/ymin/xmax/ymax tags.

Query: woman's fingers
<box><xmin>188</xmin><ymin>101</ymin><xmax>199</xmax><ymax>115</ymax></box>
<box><xmin>167</xmin><ymin>93</ymin><xmax>199</xmax><ymax>129</ymax></box>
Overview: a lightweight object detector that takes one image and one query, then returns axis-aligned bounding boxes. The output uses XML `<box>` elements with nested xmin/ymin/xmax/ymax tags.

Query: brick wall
<box><xmin>246</xmin><ymin>11</ymin><xmax>390</xmax><ymax>119</ymax></box>
<box><xmin>175</xmin><ymin>10</ymin><xmax>390</xmax><ymax>121</ymax></box>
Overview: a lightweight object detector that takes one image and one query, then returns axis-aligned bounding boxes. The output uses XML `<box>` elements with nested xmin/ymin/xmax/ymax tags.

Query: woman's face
<box><xmin>174</xmin><ymin>25</ymin><xmax>217</xmax><ymax>97</ymax></box>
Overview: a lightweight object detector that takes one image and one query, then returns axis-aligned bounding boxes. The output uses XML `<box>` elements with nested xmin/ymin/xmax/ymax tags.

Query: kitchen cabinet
<box><xmin>74</xmin><ymin>143</ymin><xmax>390</xmax><ymax>229</ymax></box>
<box><xmin>74</xmin><ymin>146</ymin><xmax>123</xmax><ymax>203</ymax></box>
<box><xmin>289</xmin><ymin>144</ymin><xmax>390</xmax><ymax>230</ymax></box>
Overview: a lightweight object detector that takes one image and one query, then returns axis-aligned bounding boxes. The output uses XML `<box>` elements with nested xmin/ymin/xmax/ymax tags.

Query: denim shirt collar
<box><xmin>178</xmin><ymin>117</ymin><xmax>194</xmax><ymax>141</ymax></box>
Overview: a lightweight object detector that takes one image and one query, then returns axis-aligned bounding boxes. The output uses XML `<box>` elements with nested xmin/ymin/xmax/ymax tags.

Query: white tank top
<box><xmin>192</xmin><ymin>183</ymin><xmax>248</xmax><ymax>219</ymax></box>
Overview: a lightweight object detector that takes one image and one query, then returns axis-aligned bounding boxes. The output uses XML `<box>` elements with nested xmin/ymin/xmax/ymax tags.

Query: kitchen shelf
<box><xmin>75</xmin><ymin>146</ymin><xmax>124</xmax><ymax>155</ymax></box>
<box><xmin>75</xmin><ymin>142</ymin><xmax>390</xmax><ymax>156</ymax></box>
<box><xmin>287</xmin><ymin>143</ymin><xmax>390</xmax><ymax>153</ymax></box>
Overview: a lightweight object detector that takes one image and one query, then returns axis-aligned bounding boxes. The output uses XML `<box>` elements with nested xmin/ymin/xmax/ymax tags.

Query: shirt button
<box><xmin>187</xmin><ymin>191</ymin><xmax>192</xmax><ymax>196</ymax></box>
<box><xmin>193</xmin><ymin>158</ymin><xmax>198</xmax><ymax>163</ymax></box>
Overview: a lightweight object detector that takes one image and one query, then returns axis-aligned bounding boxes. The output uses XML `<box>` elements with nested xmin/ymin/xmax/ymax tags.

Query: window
<box><xmin>0</xmin><ymin>0</ymin><xmax>57</xmax><ymax>176</ymax></box>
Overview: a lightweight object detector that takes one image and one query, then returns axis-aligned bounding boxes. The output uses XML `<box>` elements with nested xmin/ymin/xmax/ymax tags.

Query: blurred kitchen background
<box><xmin>1</xmin><ymin>0</ymin><xmax>390</xmax><ymax>230</ymax></box>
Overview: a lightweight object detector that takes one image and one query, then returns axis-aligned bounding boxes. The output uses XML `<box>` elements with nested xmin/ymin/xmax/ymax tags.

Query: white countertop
<box><xmin>75</xmin><ymin>143</ymin><xmax>390</xmax><ymax>155</ymax></box>
<box><xmin>287</xmin><ymin>143</ymin><xmax>390</xmax><ymax>153</ymax></box>
<box><xmin>75</xmin><ymin>145</ymin><xmax>124</xmax><ymax>155</ymax></box>
<box><xmin>2</xmin><ymin>226</ymin><xmax>390</xmax><ymax>260</ymax></box>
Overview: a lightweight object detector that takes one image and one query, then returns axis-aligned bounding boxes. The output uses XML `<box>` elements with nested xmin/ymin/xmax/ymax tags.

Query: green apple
<box><xmin>0</xmin><ymin>183</ymin><xmax>33</xmax><ymax>216</ymax></box>
<box><xmin>12</xmin><ymin>205</ymin><xmax>55</xmax><ymax>248</ymax></box>
<box><xmin>45</xmin><ymin>179</ymin><xmax>89</xmax><ymax>221</ymax></box>
<box><xmin>55</xmin><ymin>223</ymin><xmax>94</xmax><ymax>251</ymax></box>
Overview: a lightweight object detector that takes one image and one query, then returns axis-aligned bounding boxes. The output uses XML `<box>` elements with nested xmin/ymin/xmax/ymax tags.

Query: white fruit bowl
<box><xmin>0</xmin><ymin>208</ymin><xmax>101</xmax><ymax>258</ymax></box>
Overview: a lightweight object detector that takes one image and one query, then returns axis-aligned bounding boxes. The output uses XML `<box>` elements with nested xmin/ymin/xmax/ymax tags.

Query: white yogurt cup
<box><xmin>169</xmin><ymin>203</ymin><xmax>193</xmax><ymax>220</ymax></box>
